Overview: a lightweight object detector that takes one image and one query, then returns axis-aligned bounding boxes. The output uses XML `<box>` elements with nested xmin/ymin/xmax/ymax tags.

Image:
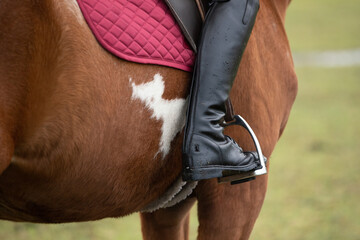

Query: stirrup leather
<box><xmin>218</xmin><ymin>115</ymin><xmax>267</xmax><ymax>184</ymax></box>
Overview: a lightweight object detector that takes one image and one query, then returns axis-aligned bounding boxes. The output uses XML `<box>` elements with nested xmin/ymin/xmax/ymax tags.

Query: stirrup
<box><xmin>218</xmin><ymin>115</ymin><xmax>267</xmax><ymax>185</ymax></box>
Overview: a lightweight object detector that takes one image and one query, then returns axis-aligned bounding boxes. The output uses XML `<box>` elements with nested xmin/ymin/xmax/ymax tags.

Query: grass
<box><xmin>285</xmin><ymin>0</ymin><xmax>360</xmax><ymax>51</ymax></box>
<box><xmin>251</xmin><ymin>67</ymin><xmax>360</xmax><ymax>240</ymax></box>
<box><xmin>252</xmin><ymin>2</ymin><xmax>360</xmax><ymax>238</ymax></box>
<box><xmin>1</xmin><ymin>0</ymin><xmax>360</xmax><ymax>239</ymax></box>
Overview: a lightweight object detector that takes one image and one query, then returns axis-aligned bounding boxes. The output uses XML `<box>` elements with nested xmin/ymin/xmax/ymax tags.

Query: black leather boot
<box><xmin>182</xmin><ymin>0</ymin><xmax>265</xmax><ymax>182</ymax></box>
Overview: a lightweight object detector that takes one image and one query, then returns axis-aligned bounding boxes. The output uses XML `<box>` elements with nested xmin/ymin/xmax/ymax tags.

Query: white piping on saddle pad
<box><xmin>141</xmin><ymin>177</ymin><xmax>197</xmax><ymax>213</ymax></box>
<box><xmin>130</xmin><ymin>73</ymin><xmax>187</xmax><ymax>159</ymax></box>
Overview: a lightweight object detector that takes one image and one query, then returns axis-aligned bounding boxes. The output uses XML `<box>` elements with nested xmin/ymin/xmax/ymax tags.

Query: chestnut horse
<box><xmin>0</xmin><ymin>0</ymin><xmax>297</xmax><ymax>239</ymax></box>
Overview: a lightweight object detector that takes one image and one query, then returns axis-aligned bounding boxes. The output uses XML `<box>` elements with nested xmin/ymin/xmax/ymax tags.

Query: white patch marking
<box><xmin>130</xmin><ymin>74</ymin><xmax>187</xmax><ymax>158</ymax></box>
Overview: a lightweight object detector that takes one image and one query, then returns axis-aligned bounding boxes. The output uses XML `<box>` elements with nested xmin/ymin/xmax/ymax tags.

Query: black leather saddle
<box><xmin>164</xmin><ymin>0</ymin><xmax>210</xmax><ymax>52</ymax></box>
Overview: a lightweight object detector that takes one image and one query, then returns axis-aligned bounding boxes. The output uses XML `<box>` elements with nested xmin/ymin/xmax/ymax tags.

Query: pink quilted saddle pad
<box><xmin>76</xmin><ymin>0</ymin><xmax>195</xmax><ymax>72</ymax></box>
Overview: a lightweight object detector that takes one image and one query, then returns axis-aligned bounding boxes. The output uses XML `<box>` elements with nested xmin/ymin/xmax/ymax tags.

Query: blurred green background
<box><xmin>1</xmin><ymin>0</ymin><xmax>359</xmax><ymax>239</ymax></box>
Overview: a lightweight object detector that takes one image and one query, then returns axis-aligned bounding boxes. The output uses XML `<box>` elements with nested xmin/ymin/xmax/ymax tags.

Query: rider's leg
<box><xmin>182</xmin><ymin>0</ymin><xmax>262</xmax><ymax>181</ymax></box>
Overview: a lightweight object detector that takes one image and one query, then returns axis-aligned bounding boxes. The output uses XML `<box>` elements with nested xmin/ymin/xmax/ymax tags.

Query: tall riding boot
<box><xmin>182</xmin><ymin>0</ymin><xmax>264</xmax><ymax>181</ymax></box>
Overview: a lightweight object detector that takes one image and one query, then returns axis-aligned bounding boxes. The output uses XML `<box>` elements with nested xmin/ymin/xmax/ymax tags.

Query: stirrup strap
<box><xmin>224</xmin><ymin>98</ymin><xmax>235</xmax><ymax>122</ymax></box>
<box><xmin>195</xmin><ymin>0</ymin><xmax>206</xmax><ymax>21</ymax></box>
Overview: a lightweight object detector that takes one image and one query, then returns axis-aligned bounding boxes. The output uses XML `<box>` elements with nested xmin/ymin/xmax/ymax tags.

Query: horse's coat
<box><xmin>130</xmin><ymin>73</ymin><xmax>187</xmax><ymax>158</ymax></box>
<box><xmin>0</xmin><ymin>0</ymin><xmax>298</xmax><ymax>239</ymax></box>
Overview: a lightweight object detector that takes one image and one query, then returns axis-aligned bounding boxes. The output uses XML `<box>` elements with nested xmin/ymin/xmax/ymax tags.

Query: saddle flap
<box><xmin>164</xmin><ymin>0</ymin><xmax>203</xmax><ymax>52</ymax></box>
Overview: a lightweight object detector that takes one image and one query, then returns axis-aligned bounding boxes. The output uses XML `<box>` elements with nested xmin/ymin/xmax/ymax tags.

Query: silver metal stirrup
<box><xmin>218</xmin><ymin>115</ymin><xmax>267</xmax><ymax>184</ymax></box>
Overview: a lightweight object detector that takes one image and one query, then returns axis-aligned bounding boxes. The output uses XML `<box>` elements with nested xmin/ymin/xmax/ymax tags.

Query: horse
<box><xmin>0</xmin><ymin>0</ymin><xmax>298</xmax><ymax>239</ymax></box>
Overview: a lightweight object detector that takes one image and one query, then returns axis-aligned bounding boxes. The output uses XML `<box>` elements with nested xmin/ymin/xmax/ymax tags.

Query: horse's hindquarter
<box><xmin>0</xmin><ymin>0</ymin><xmax>190</xmax><ymax>222</ymax></box>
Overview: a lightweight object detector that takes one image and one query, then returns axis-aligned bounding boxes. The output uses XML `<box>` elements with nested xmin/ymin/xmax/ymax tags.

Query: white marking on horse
<box><xmin>130</xmin><ymin>74</ymin><xmax>187</xmax><ymax>158</ymax></box>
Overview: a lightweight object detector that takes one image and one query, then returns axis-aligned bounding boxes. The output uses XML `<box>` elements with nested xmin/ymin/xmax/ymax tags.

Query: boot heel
<box><xmin>218</xmin><ymin>169</ymin><xmax>264</xmax><ymax>183</ymax></box>
<box><xmin>182</xmin><ymin>167</ymin><xmax>224</xmax><ymax>181</ymax></box>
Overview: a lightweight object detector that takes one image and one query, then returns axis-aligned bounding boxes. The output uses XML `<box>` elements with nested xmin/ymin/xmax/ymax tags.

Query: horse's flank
<box><xmin>0</xmin><ymin>0</ymin><xmax>190</xmax><ymax>222</ymax></box>
<box><xmin>0</xmin><ymin>0</ymin><xmax>297</xmax><ymax>233</ymax></box>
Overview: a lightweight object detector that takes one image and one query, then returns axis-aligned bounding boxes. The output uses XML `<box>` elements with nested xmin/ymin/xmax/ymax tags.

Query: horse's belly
<box><xmin>0</xmin><ymin>156</ymin><xmax>139</xmax><ymax>222</ymax></box>
<box><xmin>0</xmin><ymin>88</ymin><xmax>185</xmax><ymax>222</ymax></box>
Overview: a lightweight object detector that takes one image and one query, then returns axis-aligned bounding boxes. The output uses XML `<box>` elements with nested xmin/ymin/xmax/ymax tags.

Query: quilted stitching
<box><xmin>76</xmin><ymin>0</ymin><xmax>195</xmax><ymax>71</ymax></box>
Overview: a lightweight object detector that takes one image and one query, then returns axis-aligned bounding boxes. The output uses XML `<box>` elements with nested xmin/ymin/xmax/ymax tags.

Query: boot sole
<box><xmin>182</xmin><ymin>164</ymin><xmax>262</xmax><ymax>182</ymax></box>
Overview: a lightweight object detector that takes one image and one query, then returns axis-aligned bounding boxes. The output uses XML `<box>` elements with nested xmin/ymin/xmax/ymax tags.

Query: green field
<box><xmin>252</xmin><ymin>66</ymin><xmax>360</xmax><ymax>240</ymax></box>
<box><xmin>1</xmin><ymin>0</ymin><xmax>360</xmax><ymax>239</ymax></box>
<box><xmin>286</xmin><ymin>0</ymin><xmax>360</xmax><ymax>51</ymax></box>
<box><xmin>253</xmin><ymin>1</ymin><xmax>360</xmax><ymax>238</ymax></box>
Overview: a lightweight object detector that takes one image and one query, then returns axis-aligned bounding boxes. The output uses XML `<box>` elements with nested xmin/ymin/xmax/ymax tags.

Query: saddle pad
<box><xmin>76</xmin><ymin>0</ymin><xmax>195</xmax><ymax>72</ymax></box>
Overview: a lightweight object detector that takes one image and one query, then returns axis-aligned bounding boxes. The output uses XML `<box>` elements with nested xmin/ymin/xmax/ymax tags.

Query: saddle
<box><xmin>163</xmin><ymin>0</ymin><xmax>210</xmax><ymax>52</ymax></box>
